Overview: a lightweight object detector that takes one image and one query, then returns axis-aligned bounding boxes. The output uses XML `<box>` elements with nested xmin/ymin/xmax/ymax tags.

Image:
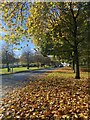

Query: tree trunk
<box><xmin>7</xmin><ymin>62</ymin><xmax>10</xmax><ymax>72</ymax></box>
<box><xmin>27</xmin><ymin>63</ymin><xmax>29</xmax><ymax>69</ymax></box>
<box><xmin>37</xmin><ymin>62</ymin><xmax>39</xmax><ymax>68</ymax></box>
<box><xmin>74</xmin><ymin>48</ymin><xmax>80</xmax><ymax>79</ymax></box>
<box><xmin>71</xmin><ymin>9</ymin><xmax>80</xmax><ymax>79</ymax></box>
<box><xmin>72</xmin><ymin>58</ymin><xmax>75</xmax><ymax>73</ymax></box>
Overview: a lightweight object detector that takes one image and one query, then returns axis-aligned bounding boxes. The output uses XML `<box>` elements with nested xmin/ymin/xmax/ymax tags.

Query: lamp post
<box><xmin>34</xmin><ymin>48</ymin><xmax>40</xmax><ymax>68</ymax></box>
<box><xmin>6</xmin><ymin>50</ymin><xmax>10</xmax><ymax>72</ymax></box>
<box><xmin>11</xmin><ymin>44</ymin><xmax>13</xmax><ymax>73</ymax></box>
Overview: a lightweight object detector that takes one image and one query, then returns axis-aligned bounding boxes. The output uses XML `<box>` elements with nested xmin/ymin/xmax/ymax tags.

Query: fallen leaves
<box><xmin>0</xmin><ymin>68</ymin><xmax>89</xmax><ymax>119</ymax></box>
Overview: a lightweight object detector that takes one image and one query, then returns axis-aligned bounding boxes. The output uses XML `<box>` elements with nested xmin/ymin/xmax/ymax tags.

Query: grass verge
<box><xmin>0</xmin><ymin>67</ymin><xmax>44</xmax><ymax>75</ymax></box>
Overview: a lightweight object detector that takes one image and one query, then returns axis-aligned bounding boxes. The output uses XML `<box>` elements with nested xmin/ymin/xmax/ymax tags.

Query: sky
<box><xmin>0</xmin><ymin>14</ymin><xmax>36</xmax><ymax>58</ymax></box>
<box><xmin>0</xmin><ymin>38</ymin><xmax>35</xmax><ymax>58</ymax></box>
<box><xmin>0</xmin><ymin>3</ymin><xmax>36</xmax><ymax>58</ymax></box>
<box><xmin>0</xmin><ymin>20</ymin><xmax>35</xmax><ymax>57</ymax></box>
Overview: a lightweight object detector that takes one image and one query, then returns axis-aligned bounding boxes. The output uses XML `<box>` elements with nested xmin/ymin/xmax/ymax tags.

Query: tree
<box><xmin>1</xmin><ymin>2</ymin><xmax>30</xmax><ymax>41</ymax></box>
<box><xmin>20</xmin><ymin>49</ymin><xmax>33</xmax><ymax>69</ymax></box>
<box><xmin>1</xmin><ymin>48</ymin><xmax>16</xmax><ymax>72</ymax></box>
<box><xmin>1</xmin><ymin>2</ymin><xmax>89</xmax><ymax>79</ymax></box>
<box><xmin>27</xmin><ymin>2</ymin><xmax>88</xmax><ymax>79</ymax></box>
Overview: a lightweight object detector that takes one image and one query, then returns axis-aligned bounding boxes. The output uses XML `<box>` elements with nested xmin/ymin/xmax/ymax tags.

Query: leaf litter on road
<box><xmin>0</xmin><ymin>68</ymin><xmax>89</xmax><ymax>120</ymax></box>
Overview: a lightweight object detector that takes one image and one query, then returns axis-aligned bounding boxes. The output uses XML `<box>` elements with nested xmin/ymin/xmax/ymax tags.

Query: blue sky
<box><xmin>0</xmin><ymin>17</ymin><xmax>36</xmax><ymax>58</ymax></box>
<box><xmin>0</xmin><ymin>4</ymin><xmax>36</xmax><ymax>58</ymax></box>
<box><xmin>0</xmin><ymin>21</ymin><xmax>35</xmax><ymax>57</ymax></box>
<box><xmin>0</xmin><ymin>38</ymin><xmax>35</xmax><ymax>58</ymax></box>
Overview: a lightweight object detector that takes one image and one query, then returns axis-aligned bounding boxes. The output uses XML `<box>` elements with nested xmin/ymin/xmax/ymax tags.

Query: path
<box><xmin>0</xmin><ymin>68</ymin><xmax>56</xmax><ymax>98</ymax></box>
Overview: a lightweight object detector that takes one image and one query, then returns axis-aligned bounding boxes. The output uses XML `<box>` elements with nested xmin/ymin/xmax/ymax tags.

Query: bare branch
<box><xmin>20</xmin><ymin>2</ymin><xmax>26</xmax><ymax>25</ymax></box>
<box><xmin>75</xmin><ymin>7</ymin><xmax>81</xmax><ymax>19</ymax></box>
<box><xmin>70</xmin><ymin>2</ymin><xmax>75</xmax><ymax>19</ymax></box>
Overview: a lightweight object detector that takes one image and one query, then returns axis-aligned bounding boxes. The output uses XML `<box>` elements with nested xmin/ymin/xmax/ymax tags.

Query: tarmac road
<box><xmin>0</xmin><ymin>68</ymin><xmax>56</xmax><ymax>98</ymax></box>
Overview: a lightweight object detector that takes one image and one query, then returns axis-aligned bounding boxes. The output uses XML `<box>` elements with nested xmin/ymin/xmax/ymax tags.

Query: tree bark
<box><xmin>27</xmin><ymin>54</ymin><xmax>29</xmax><ymax>69</ymax></box>
<box><xmin>27</xmin><ymin>63</ymin><xmax>29</xmax><ymax>69</ymax></box>
<box><xmin>70</xmin><ymin>2</ymin><xmax>81</xmax><ymax>79</ymax></box>
<box><xmin>27</xmin><ymin>60</ymin><xmax>29</xmax><ymax>69</ymax></box>
<box><xmin>74</xmin><ymin>47</ymin><xmax>80</xmax><ymax>79</ymax></box>
<box><xmin>72</xmin><ymin>58</ymin><xmax>75</xmax><ymax>73</ymax></box>
<box><xmin>7</xmin><ymin>63</ymin><xmax>10</xmax><ymax>72</ymax></box>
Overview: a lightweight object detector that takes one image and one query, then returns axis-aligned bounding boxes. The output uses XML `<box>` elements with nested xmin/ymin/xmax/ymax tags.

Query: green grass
<box><xmin>48</xmin><ymin>72</ymin><xmax>88</xmax><ymax>80</ymax></box>
<box><xmin>47</xmin><ymin>67</ymin><xmax>88</xmax><ymax>79</ymax></box>
<box><xmin>0</xmin><ymin>67</ymin><xmax>43</xmax><ymax>74</ymax></box>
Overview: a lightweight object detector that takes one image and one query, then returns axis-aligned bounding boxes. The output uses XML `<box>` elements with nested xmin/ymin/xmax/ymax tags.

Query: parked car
<box><xmin>22</xmin><ymin>64</ymin><xmax>27</xmax><ymax>67</ymax></box>
<box><xmin>59</xmin><ymin>64</ymin><xmax>64</xmax><ymax>67</ymax></box>
<box><xmin>29</xmin><ymin>64</ymin><xmax>37</xmax><ymax>67</ymax></box>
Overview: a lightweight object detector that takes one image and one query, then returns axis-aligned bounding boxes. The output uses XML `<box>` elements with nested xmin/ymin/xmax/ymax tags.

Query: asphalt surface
<box><xmin>0</xmin><ymin>68</ymin><xmax>56</xmax><ymax>98</ymax></box>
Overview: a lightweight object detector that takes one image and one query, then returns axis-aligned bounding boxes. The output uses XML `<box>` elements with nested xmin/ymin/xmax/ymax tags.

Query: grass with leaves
<box><xmin>0</xmin><ymin>67</ymin><xmax>89</xmax><ymax>120</ymax></box>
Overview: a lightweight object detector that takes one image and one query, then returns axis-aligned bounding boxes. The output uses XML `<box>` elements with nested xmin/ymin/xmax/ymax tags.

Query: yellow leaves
<box><xmin>1</xmin><ymin>4</ymin><xmax>5</xmax><ymax>7</ymax></box>
<box><xmin>79</xmin><ymin>113</ymin><xmax>88</xmax><ymax>119</ymax></box>
<box><xmin>11</xmin><ymin>34</ymin><xmax>15</xmax><ymax>39</ymax></box>
<box><xmin>27</xmin><ymin>29</ymin><xmax>30</xmax><ymax>34</ymax></box>
<box><xmin>10</xmin><ymin>105</ymin><xmax>15</xmax><ymax>109</ymax></box>
<box><xmin>0</xmin><ymin>36</ymin><xmax>2</xmax><ymax>40</ymax></box>
<box><xmin>5</xmin><ymin>8</ymin><xmax>8</xmax><ymax>12</ymax></box>
<box><xmin>7</xmin><ymin>23</ymin><xmax>12</xmax><ymax>28</ymax></box>
<box><xmin>0</xmin><ymin>68</ymin><xmax>89</xmax><ymax>119</ymax></box>
<box><xmin>44</xmin><ymin>110</ymin><xmax>51</xmax><ymax>116</ymax></box>
<box><xmin>16</xmin><ymin>116</ymin><xmax>20</xmax><ymax>118</ymax></box>
<box><xmin>50</xmin><ymin>2</ymin><xmax>53</xmax><ymax>5</ymax></box>
<box><xmin>46</xmin><ymin>91</ymin><xmax>50</xmax><ymax>101</ymax></box>
<box><xmin>41</xmin><ymin>115</ymin><xmax>45</xmax><ymax>119</ymax></box>
<box><xmin>0</xmin><ymin>109</ymin><xmax>3</xmax><ymax>114</ymax></box>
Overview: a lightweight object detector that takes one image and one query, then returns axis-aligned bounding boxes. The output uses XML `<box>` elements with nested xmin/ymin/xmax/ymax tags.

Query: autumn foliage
<box><xmin>0</xmin><ymin>67</ymin><xmax>89</xmax><ymax>119</ymax></box>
